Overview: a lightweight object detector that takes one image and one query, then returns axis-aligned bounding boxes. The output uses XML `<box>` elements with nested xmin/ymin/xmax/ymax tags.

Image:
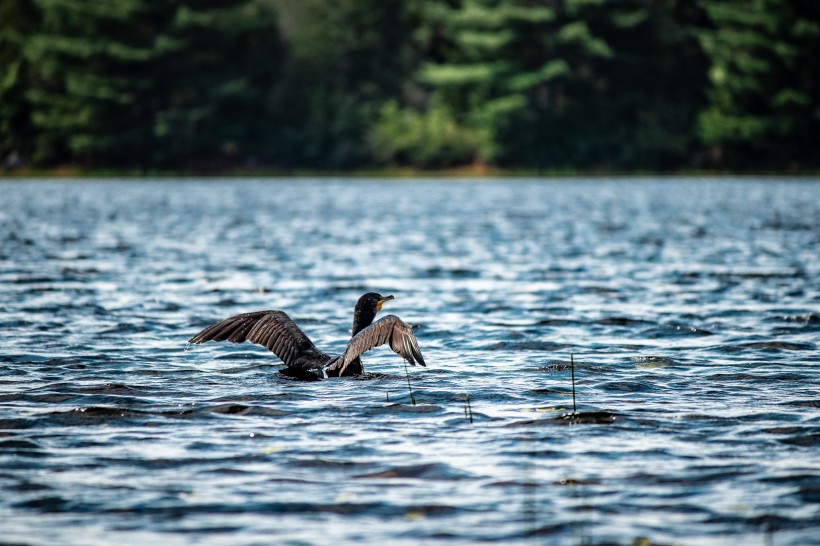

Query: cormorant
<box><xmin>188</xmin><ymin>293</ymin><xmax>425</xmax><ymax>380</ymax></box>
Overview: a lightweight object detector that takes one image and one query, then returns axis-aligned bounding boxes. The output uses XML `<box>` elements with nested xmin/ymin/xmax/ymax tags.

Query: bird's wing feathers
<box><xmin>329</xmin><ymin>315</ymin><xmax>425</xmax><ymax>375</ymax></box>
<box><xmin>188</xmin><ymin>310</ymin><xmax>317</xmax><ymax>367</ymax></box>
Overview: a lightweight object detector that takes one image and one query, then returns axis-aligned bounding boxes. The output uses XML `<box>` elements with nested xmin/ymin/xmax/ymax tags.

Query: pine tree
<box><xmin>697</xmin><ymin>0</ymin><xmax>820</xmax><ymax>168</ymax></box>
<box><xmin>418</xmin><ymin>0</ymin><xmax>587</xmax><ymax>166</ymax></box>
<box><xmin>25</xmin><ymin>0</ymin><xmax>281</xmax><ymax>169</ymax></box>
<box><xmin>414</xmin><ymin>0</ymin><xmax>708</xmax><ymax>169</ymax></box>
<box><xmin>0</xmin><ymin>0</ymin><xmax>39</xmax><ymax>167</ymax></box>
<box><xmin>151</xmin><ymin>1</ymin><xmax>281</xmax><ymax>168</ymax></box>
<box><xmin>25</xmin><ymin>0</ymin><xmax>163</xmax><ymax>166</ymax></box>
<box><xmin>270</xmin><ymin>0</ymin><xmax>416</xmax><ymax>169</ymax></box>
<box><xmin>566</xmin><ymin>0</ymin><xmax>708</xmax><ymax>169</ymax></box>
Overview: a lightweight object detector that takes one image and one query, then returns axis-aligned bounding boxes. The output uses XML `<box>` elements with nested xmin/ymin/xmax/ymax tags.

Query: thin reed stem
<box><xmin>404</xmin><ymin>360</ymin><xmax>416</xmax><ymax>405</ymax></box>
<box><xmin>571</xmin><ymin>353</ymin><xmax>577</xmax><ymax>415</ymax></box>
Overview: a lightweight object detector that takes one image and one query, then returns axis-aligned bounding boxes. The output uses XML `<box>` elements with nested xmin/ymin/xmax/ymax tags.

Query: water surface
<box><xmin>1</xmin><ymin>178</ymin><xmax>818</xmax><ymax>545</ymax></box>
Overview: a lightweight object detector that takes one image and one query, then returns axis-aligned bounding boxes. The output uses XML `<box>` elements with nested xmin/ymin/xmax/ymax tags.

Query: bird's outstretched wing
<box><xmin>188</xmin><ymin>310</ymin><xmax>319</xmax><ymax>368</ymax></box>
<box><xmin>328</xmin><ymin>315</ymin><xmax>425</xmax><ymax>376</ymax></box>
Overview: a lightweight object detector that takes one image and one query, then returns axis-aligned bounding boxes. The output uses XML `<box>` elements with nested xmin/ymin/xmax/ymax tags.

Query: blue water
<box><xmin>1</xmin><ymin>177</ymin><xmax>818</xmax><ymax>545</ymax></box>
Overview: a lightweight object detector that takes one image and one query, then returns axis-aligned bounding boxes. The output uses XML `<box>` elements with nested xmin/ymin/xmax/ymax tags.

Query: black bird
<box><xmin>188</xmin><ymin>293</ymin><xmax>426</xmax><ymax>380</ymax></box>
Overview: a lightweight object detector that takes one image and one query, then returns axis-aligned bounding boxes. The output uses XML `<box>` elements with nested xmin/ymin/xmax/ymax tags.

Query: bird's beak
<box><xmin>376</xmin><ymin>295</ymin><xmax>394</xmax><ymax>312</ymax></box>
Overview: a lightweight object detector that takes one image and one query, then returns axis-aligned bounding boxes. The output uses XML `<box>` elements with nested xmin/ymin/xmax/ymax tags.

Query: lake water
<box><xmin>1</xmin><ymin>177</ymin><xmax>818</xmax><ymax>545</ymax></box>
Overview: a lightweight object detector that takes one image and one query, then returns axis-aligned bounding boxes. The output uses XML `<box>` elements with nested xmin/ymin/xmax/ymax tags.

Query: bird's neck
<box><xmin>352</xmin><ymin>305</ymin><xmax>376</xmax><ymax>337</ymax></box>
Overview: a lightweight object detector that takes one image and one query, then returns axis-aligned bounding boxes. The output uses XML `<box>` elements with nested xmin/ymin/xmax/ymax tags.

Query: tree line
<box><xmin>1</xmin><ymin>0</ymin><xmax>818</xmax><ymax>172</ymax></box>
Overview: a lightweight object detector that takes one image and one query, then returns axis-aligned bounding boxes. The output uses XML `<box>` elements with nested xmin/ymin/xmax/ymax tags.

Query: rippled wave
<box><xmin>1</xmin><ymin>178</ymin><xmax>818</xmax><ymax>545</ymax></box>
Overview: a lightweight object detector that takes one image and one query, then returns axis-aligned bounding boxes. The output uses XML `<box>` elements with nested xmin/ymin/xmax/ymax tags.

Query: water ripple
<box><xmin>1</xmin><ymin>178</ymin><xmax>818</xmax><ymax>545</ymax></box>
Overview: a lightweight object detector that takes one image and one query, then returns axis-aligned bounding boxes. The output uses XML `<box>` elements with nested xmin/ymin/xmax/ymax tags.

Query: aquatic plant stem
<box><xmin>465</xmin><ymin>394</ymin><xmax>473</xmax><ymax>423</ymax></box>
<box><xmin>404</xmin><ymin>360</ymin><xmax>416</xmax><ymax>405</ymax></box>
<box><xmin>571</xmin><ymin>353</ymin><xmax>577</xmax><ymax>415</ymax></box>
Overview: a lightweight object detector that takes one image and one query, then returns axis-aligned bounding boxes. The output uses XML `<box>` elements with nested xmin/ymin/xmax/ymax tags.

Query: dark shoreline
<box><xmin>3</xmin><ymin>167</ymin><xmax>820</xmax><ymax>180</ymax></box>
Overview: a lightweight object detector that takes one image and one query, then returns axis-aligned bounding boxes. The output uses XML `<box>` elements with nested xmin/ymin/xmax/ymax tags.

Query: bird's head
<box><xmin>358</xmin><ymin>292</ymin><xmax>394</xmax><ymax>311</ymax></box>
<box><xmin>375</xmin><ymin>293</ymin><xmax>394</xmax><ymax>312</ymax></box>
<box><xmin>352</xmin><ymin>292</ymin><xmax>394</xmax><ymax>335</ymax></box>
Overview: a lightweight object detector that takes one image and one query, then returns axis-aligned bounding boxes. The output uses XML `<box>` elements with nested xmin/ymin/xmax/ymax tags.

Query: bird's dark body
<box><xmin>278</xmin><ymin>350</ymin><xmax>363</xmax><ymax>379</ymax></box>
<box><xmin>188</xmin><ymin>293</ymin><xmax>425</xmax><ymax>380</ymax></box>
<box><xmin>277</xmin><ymin>355</ymin><xmax>362</xmax><ymax>381</ymax></box>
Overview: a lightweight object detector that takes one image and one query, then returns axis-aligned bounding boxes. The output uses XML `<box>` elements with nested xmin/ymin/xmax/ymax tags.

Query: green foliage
<box><xmin>417</xmin><ymin>0</ymin><xmax>576</xmax><ymax>164</ymax></box>
<box><xmin>21</xmin><ymin>0</ymin><xmax>280</xmax><ymax>169</ymax></box>
<box><xmin>697</xmin><ymin>0</ymin><xmax>820</xmax><ymax>168</ymax></box>
<box><xmin>369</xmin><ymin>100</ymin><xmax>482</xmax><ymax>167</ymax></box>
<box><xmin>568</xmin><ymin>0</ymin><xmax>709</xmax><ymax>169</ymax></box>
<box><xmin>25</xmin><ymin>0</ymin><xmax>158</xmax><ymax>165</ymax></box>
<box><xmin>413</xmin><ymin>0</ymin><xmax>707</xmax><ymax>169</ymax></box>
<box><xmin>1</xmin><ymin>0</ymin><xmax>818</xmax><ymax>171</ymax></box>
<box><xmin>268</xmin><ymin>0</ymin><xmax>415</xmax><ymax>169</ymax></box>
<box><xmin>153</xmin><ymin>1</ymin><xmax>281</xmax><ymax>167</ymax></box>
<box><xmin>0</xmin><ymin>0</ymin><xmax>38</xmax><ymax>163</ymax></box>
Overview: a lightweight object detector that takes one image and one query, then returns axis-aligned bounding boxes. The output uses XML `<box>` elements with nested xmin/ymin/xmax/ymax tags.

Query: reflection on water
<box><xmin>1</xmin><ymin>178</ymin><xmax>818</xmax><ymax>545</ymax></box>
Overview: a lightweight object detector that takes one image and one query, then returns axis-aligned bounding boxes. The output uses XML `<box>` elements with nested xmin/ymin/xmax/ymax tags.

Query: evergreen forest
<box><xmin>1</xmin><ymin>0</ymin><xmax>818</xmax><ymax>173</ymax></box>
